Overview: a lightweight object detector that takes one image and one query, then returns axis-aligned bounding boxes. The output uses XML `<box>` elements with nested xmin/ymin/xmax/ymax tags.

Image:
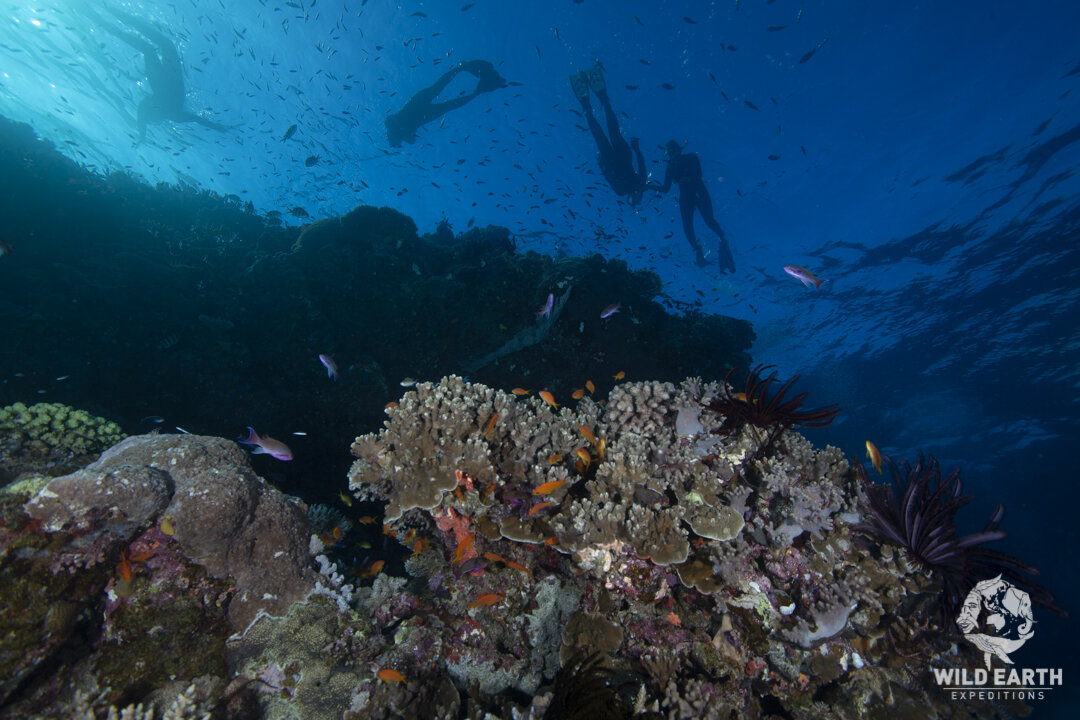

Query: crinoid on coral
<box><xmin>705</xmin><ymin>364</ymin><xmax>839</xmax><ymax>457</ymax></box>
<box><xmin>857</xmin><ymin>454</ymin><xmax>1061</xmax><ymax>621</ymax></box>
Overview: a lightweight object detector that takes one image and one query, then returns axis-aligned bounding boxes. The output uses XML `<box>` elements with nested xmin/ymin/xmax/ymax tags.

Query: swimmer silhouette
<box><xmin>94</xmin><ymin>7</ymin><xmax>229</xmax><ymax>141</ymax></box>
<box><xmin>385</xmin><ymin>60</ymin><xmax>507</xmax><ymax>147</ymax></box>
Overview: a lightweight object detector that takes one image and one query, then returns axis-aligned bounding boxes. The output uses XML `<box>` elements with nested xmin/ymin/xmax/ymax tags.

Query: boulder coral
<box><xmin>25</xmin><ymin>433</ymin><xmax>318</xmax><ymax>630</ymax></box>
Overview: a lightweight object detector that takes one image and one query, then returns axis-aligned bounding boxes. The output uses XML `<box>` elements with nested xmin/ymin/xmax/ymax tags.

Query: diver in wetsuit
<box><xmin>570</xmin><ymin>63</ymin><xmax>647</xmax><ymax>206</ymax></box>
<box><xmin>385</xmin><ymin>60</ymin><xmax>507</xmax><ymax>147</ymax></box>
<box><xmin>653</xmin><ymin>140</ymin><xmax>736</xmax><ymax>272</ymax></box>
<box><xmin>93</xmin><ymin>6</ymin><xmax>228</xmax><ymax>141</ymax></box>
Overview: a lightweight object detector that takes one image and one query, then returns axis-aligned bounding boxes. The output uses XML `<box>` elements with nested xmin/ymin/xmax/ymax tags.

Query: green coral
<box><xmin>0</xmin><ymin>402</ymin><xmax>125</xmax><ymax>456</ymax></box>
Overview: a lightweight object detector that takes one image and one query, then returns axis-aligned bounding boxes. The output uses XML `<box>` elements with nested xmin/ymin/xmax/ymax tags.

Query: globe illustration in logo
<box><xmin>956</xmin><ymin>575</ymin><xmax>1035</xmax><ymax>669</ymax></box>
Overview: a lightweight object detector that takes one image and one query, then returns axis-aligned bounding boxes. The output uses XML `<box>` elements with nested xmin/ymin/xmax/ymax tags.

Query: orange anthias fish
<box><xmin>377</xmin><ymin>668</ymin><xmax>405</xmax><ymax>683</ymax></box>
<box><xmin>539</xmin><ymin>390</ymin><xmax>558</xmax><ymax>409</ymax></box>
<box><xmin>511</xmin><ymin>387</ymin><xmax>531</xmax><ymax>396</ymax></box>
<box><xmin>533</xmin><ymin>478</ymin><xmax>567</xmax><ymax>495</ymax></box>
<box><xmin>865</xmin><ymin>440</ymin><xmax>883</xmax><ymax>474</ymax></box>
<box><xmin>613</xmin><ymin>370</ymin><xmax>625</xmax><ymax>381</ymax></box>
<box><xmin>547</xmin><ymin>453</ymin><xmax>563</xmax><ymax>465</ymax></box>
<box><xmin>596</xmin><ymin>436</ymin><xmax>606</xmax><ymax>460</ymax></box>
<box><xmin>528</xmin><ymin>501</ymin><xmax>554</xmax><ymax>516</ymax></box>
<box><xmin>453</xmin><ymin>532</ymin><xmax>475</xmax><ymax>565</ymax></box>
<box><xmin>505</xmin><ymin>560</ymin><xmax>532</xmax><ymax>577</ymax></box>
<box><xmin>483</xmin><ymin>552</ymin><xmax>507</xmax><ymax>564</ymax></box>
<box><xmin>574</xmin><ymin>448</ymin><xmax>591</xmax><ymax>468</ymax></box>
<box><xmin>411</xmin><ymin>537</ymin><xmax>428</xmax><ymax>557</ymax></box>
<box><xmin>571</xmin><ymin>388</ymin><xmax>586</xmax><ymax>400</ymax></box>
<box><xmin>579</xmin><ymin>425</ymin><xmax>597</xmax><ymax>445</ymax></box>
<box><xmin>585</xmin><ymin>380</ymin><xmax>596</xmax><ymax>395</ymax></box>
<box><xmin>485</xmin><ymin>413</ymin><xmax>499</xmax><ymax>438</ymax></box>
<box><xmin>468</xmin><ymin>593</ymin><xmax>504</xmax><ymax>608</ymax></box>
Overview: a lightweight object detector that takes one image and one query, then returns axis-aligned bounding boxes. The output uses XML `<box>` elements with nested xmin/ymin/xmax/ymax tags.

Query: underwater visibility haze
<box><xmin>0</xmin><ymin>1</ymin><xmax>1078</xmax><ymax>718</ymax></box>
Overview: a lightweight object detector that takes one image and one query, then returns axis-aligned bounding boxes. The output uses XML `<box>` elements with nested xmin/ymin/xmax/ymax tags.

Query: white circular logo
<box><xmin>956</xmin><ymin>575</ymin><xmax>1035</xmax><ymax>669</ymax></box>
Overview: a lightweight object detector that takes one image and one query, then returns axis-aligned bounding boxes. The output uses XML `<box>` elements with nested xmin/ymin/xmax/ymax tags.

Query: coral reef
<box><xmin>857</xmin><ymin>454</ymin><xmax>1060</xmax><ymax>619</ymax></box>
<box><xmin>0</xmin><ymin>374</ymin><xmax>1048</xmax><ymax>719</ymax></box>
<box><xmin>0</xmin><ymin>402</ymin><xmax>125</xmax><ymax>476</ymax></box>
<box><xmin>343</xmin><ymin>374</ymin><xmax>1022</xmax><ymax>719</ymax></box>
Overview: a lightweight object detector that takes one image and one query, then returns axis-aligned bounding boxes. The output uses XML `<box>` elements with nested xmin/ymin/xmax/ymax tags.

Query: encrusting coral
<box><xmin>343</xmin><ymin>374</ymin><xmax>1027</xmax><ymax>718</ymax></box>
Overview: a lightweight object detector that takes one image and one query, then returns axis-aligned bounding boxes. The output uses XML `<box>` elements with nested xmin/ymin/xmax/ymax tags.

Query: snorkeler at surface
<box><xmin>92</xmin><ymin>6</ymin><xmax>229</xmax><ymax>142</ymax></box>
<box><xmin>385</xmin><ymin>60</ymin><xmax>507</xmax><ymax>147</ymax></box>
<box><xmin>653</xmin><ymin>140</ymin><xmax>736</xmax><ymax>272</ymax></box>
<box><xmin>570</xmin><ymin>62</ymin><xmax>647</xmax><ymax>206</ymax></box>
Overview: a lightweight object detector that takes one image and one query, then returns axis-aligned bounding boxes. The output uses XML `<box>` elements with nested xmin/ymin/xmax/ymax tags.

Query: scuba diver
<box><xmin>385</xmin><ymin>60</ymin><xmax>507</xmax><ymax>147</ymax></box>
<box><xmin>92</xmin><ymin>6</ymin><xmax>229</xmax><ymax>141</ymax></box>
<box><xmin>570</xmin><ymin>62</ymin><xmax>647</xmax><ymax>206</ymax></box>
<box><xmin>653</xmin><ymin>140</ymin><xmax>736</xmax><ymax>272</ymax></box>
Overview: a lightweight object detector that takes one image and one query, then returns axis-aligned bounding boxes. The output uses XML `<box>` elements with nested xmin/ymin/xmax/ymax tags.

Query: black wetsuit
<box><xmin>657</xmin><ymin>151</ymin><xmax>735</xmax><ymax>271</ymax></box>
<box><xmin>582</xmin><ymin>90</ymin><xmax>646</xmax><ymax>204</ymax></box>
<box><xmin>385</xmin><ymin>60</ymin><xmax>506</xmax><ymax>147</ymax></box>
<box><xmin>96</xmin><ymin>7</ymin><xmax>228</xmax><ymax>141</ymax></box>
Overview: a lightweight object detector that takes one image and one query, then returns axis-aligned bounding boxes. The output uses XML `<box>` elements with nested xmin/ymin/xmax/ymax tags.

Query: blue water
<box><xmin>2</xmin><ymin>0</ymin><xmax>1078</xmax><ymax>715</ymax></box>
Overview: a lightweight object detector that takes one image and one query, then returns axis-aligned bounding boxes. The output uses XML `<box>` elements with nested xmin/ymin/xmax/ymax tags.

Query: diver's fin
<box><xmin>587</xmin><ymin>62</ymin><xmax>606</xmax><ymax>94</ymax></box>
<box><xmin>717</xmin><ymin>240</ymin><xmax>736</xmax><ymax>274</ymax></box>
<box><xmin>570</xmin><ymin>71</ymin><xmax>590</xmax><ymax>103</ymax></box>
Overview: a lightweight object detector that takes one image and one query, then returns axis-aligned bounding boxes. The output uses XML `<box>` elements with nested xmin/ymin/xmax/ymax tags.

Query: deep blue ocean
<box><xmin>1</xmin><ymin>1</ymin><xmax>1077</xmax><ymax>717</ymax></box>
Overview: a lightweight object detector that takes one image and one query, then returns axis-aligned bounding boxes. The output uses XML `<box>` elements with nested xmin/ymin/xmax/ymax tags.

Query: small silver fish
<box><xmin>400</xmin><ymin>378</ymin><xmax>417</xmax><ymax>387</ymax></box>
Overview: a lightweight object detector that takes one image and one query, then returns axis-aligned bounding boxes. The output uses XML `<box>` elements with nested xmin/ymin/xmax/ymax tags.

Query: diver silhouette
<box><xmin>570</xmin><ymin>62</ymin><xmax>647</xmax><ymax>206</ymax></box>
<box><xmin>385</xmin><ymin>60</ymin><xmax>507</xmax><ymax>148</ymax></box>
<box><xmin>94</xmin><ymin>6</ymin><xmax>229</xmax><ymax>141</ymax></box>
<box><xmin>653</xmin><ymin>140</ymin><xmax>736</xmax><ymax>272</ymax></box>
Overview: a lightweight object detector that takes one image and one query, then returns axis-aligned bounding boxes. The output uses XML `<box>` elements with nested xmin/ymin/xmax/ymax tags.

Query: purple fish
<box><xmin>318</xmin><ymin>353</ymin><xmax>338</xmax><ymax>381</ymax></box>
<box><xmin>600</xmin><ymin>302</ymin><xmax>621</xmax><ymax>318</ymax></box>
<box><xmin>535</xmin><ymin>292</ymin><xmax>554</xmax><ymax>319</ymax></box>
<box><xmin>239</xmin><ymin>427</ymin><xmax>293</xmax><ymax>461</ymax></box>
<box><xmin>783</xmin><ymin>264</ymin><xmax>826</xmax><ymax>289</ymax></box>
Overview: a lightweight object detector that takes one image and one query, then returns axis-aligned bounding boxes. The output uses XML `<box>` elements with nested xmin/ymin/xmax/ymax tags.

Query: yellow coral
<box><xmin>0</xmin><ymin>401</ymin><xmax>125</xmax><ymax>455</ymax></box>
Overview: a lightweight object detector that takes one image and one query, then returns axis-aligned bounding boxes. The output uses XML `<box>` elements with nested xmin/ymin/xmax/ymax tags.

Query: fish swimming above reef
<box><xmin>238</xmin><ymin>426</ymin><xmax>293</xmax><ymax>461</ymax></box>
<box><xmin>535</xmin><ymin>293</ymin><xmax>554</xmax><ymax>319</ymax></box>
<box><xmin>0</xmin><ymin>237</ymin><xmax>13</xmax><ymax>257</ymax></box>
<box><xmin>318</xmin><ymin>353</ymin><xmax>339</xmax><ymax>381</ymax></box>
<box><xmin>783</xmin><ymin>265</ymin><xmax>826</xmax><ymax>289</ymax></box>
<box><xmin>281</xmin><ymin>124</ymin><xmax>297</xmax><ymax>141</ymax></box>
<box><xmin>600</xmin><ymin>302</ymin><xmax>621</xmax><ymax>318</ymax></box>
